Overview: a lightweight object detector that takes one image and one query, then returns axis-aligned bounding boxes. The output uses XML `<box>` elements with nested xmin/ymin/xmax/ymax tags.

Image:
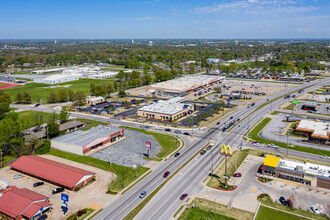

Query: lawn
<box><xmin>207</xmin><ymin>149</ymin><xmax>250</xmax><ymax>189</ymax></box>
<box><xmin>120</xmin><ymin>126</ymin><xmax>179</xmax><ymax>158</ymax></box>
<box><xmin>257</xmin><ymin>194</ymin><xmax>326</xmax><ymax>220</ymax></box>
<box><xmin>178</xmin><ymin>198</ymin><xmax>253</xmax><ymax>220</ymax></box>
<box><xmin>67</xmin><ymin>208</ymin><xmax>95</xmax><ymax>220</ymax></box>
<box><xmin>48</xmin><ymin>149</ymin><xmax>149</xmax><ymax>194</ymax></box>
<box><xmin>0</xmin><ymin>83</ymin><xmax>6</xmax><ymax>86</ymax></box>
<box><xmin>284</xmin><ymin>103</ymin><xmax>297</xmax><ymax>110</ymax></box>
<box><xmin>75</xmin><ymin>118</ymin><xmax>110</xmax><ymax>131</ymax></box>
<box><xmin>4</xmin><ymin>78</ymin><xmax>114</xmax><ymax>103</ymax></box>
<box><xmin>255</xmin><ymin>205</ymin><xmax>308</xmax><ymax>220</ymax></box>
<box><xmin>17</xmin><ymin>110</ymin><xmax>53</xmax><ymax>126</ymax></box>
<box><xmin>249</xmin><ymin>117</ymin><xmax>330</xmax><ymax>156</ymax></box>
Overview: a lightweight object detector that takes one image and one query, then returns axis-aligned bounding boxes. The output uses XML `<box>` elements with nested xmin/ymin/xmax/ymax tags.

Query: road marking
<box><xmin>252</xmin><ymin>188</ymin><xmax>256</xmax><ymax>192</ymax></box>
<box><xmin>202</xmin><ymin>187</ymin><xmax>206</xmax><ymax>192</ymax></box>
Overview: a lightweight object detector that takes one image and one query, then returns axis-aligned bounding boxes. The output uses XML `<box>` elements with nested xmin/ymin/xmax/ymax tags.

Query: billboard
<box><xmin>146</xmin><ymin>142</ymin><xmax>151</xmax><ymax>149</ymax></box>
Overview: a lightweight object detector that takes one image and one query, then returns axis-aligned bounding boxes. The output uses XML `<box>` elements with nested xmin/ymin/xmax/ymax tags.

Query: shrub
<box><xmin>37</xmin><ymin>139</ymin><xmax>51</xmax><ymax>154</ymax></box>
<box><xmin>77</xmin><ymin>210</ymin><xmax>83</xmax><ymax>217</ymax></box>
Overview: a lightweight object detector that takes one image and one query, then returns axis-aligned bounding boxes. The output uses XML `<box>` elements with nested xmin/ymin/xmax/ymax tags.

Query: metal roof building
<box><xmin>51</xmin><ymin>125</ymin><xmax>124</xmax><ymax>155</ymax></box>
<box><xmin>10</xmin><ymin>156</ymin><xmax>96</xmax><ymax>191</ymax></box>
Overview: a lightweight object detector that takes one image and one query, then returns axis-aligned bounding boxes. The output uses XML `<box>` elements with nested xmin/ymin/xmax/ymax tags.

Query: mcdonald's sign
<box><xmin>220</xmin><ymin>145</ymin><xmax>232</xmax><ymax>156</ymax></box>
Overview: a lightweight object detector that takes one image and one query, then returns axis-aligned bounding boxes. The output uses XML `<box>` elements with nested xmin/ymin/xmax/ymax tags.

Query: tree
<box><xmin>124</xmin><ymin>101</ymin><xmax>131</xmax><ymax>109</ymax></box>
<box><xmin>201</xmin><ymin>111</ymin><xmax>209</xmax><ymax>120</ymax></box>
<box><xmin>74</xmin><ymin>91</ymin><xmax>86</xmax><ymax>106</ymax></box>
<box><xmin>22</xmin><ymin>92</ymin><xmax>31</xmax><ymax>104</ymax></box>
<box><xmin>188</xmin><ymin>63</ymin><xmax>196</xmax><ymax>74</ymax></box>
<box><xmin>118</xmin><ymin>90</ymin><xmax>126</xmax><ymax>98</ymax></box>
<box><xmin>0</xmin><ymin>91</ymin><xmax>11</xmax><ymax>119</ymax></box>
<box><xmin>26</xmin><ymin>137</ymin><xmax>43</xmax><ymax>154</ymax></box>
<box><xmin>47</xmin><ymin>91</ymin><xmax>58</xmax><ymax>103</ymax></box>
<box><xmin>94</xmin><ymin>84</ymin><xmax>106</xmax><ymax>96</ymax></box>
<box><xmin>59</xmin><ymin>107</ymin><xmax>69</xmax><ymax>124</ymax></box>
<box><xmin>46</xmin><ymin>113</ymin><xmax>59</xmax><ymax>138</ymax></box>
<box><xmin>105</xmin><ymin>83</ymin><xmax>115</xmax><ymax>98</ymax></box>
<box><xmin>90</xmin><ymin>83</ymin><xmax>96</xmax><ymax>96</ymax></box>
<box><xmin>67</xmin><ymin>89</ymin><xmax>75</xmax><ymax>101</ymax></box>
<box><xmin>209</xmin><ymin>108</ymin><xmax>215</xmax><ymax>116</ymax></box>
<box><xmin>214</xmin><ymin>87</ymin><xmax>222</xmax><ymax>93</ymax></box>
<box><xmin>196</xmin><ymin>115</ymin><xmax>202</xmax><ymax>124</ymax></box>
<box><xmin>57</xmin><ymin>89</ymin><xmax>68</xmax><ymax>102</ymax></box>
<box><xmin>186</xmin><ymin>117</ymin><xmax>194</xmax><ymax>127</ymax></box>
<box><xmin>15</xmin><ymin>92</ymin><xmax>23</xmax><ymax>103</ymax></box>
<box><xmin>33</xmin><ymin>112</ymin><xmax>43</xmax><ymax>130</ymax></box>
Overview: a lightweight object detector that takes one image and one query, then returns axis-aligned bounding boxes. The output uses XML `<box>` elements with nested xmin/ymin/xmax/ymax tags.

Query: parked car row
<box><xmin>279</xmin><ymin>196</ymin><xmax>320</xmax><ymax>214</ymax></box>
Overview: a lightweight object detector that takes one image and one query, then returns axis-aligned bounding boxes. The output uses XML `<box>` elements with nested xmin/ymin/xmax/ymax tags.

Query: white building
<box><xmin>34</xmin><ymin>74</ymin><xmax>79</xmax><ymax>84</ymax></box>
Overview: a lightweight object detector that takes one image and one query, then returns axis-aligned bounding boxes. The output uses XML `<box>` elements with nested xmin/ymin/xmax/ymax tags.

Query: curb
<box><xmin>210</xmin><ymin>186</ymin><xmax>237</xmax><ymax>192</ymax></box>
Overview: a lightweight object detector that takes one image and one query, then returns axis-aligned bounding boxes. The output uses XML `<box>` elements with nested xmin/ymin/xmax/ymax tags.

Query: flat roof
<box><xmin>87</xmin><ymin>96</ymin><xmax>104</xmax><ymax>102</ymax></box>
<box><xmin>10</xmin><ymin>156</ymin><xmax>95</xmax><ymax>189</ymax></box>
<box><xmin>263</xmin><ymin>155</ymin><xmax>280</xmax><ymax>168</ymax></box>
<box><xmin>52</xmin><ymin>125</ymin><xmax>122</xmax><ymax>147</ymax></box>
<box><xmin>296</xmin><ymin>119</ymin><xmax>330</xmax><ymax>137</ymax></box>
<box><xmin>277</xmin><ymin>159</ymin><xmax>330</xmax><ymax>179</ymax></box>
<box><xmin>138</xmin><ymin>97</ymin><xmax>192</xmax><ymax>115</ymax></box>
<box><xmin>304</xmin><ymin>101</ymin><xmax>318</xmax><ymax>106</ymax></box>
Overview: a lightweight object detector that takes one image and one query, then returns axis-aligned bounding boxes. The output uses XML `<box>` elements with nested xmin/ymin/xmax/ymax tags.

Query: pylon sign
<box><xmin>220</xmin><ymin>145</ymin><xmax>232</xmax><ymax>156</ymax></box>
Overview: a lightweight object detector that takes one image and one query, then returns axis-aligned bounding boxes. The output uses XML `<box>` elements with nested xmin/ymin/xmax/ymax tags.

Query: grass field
<box><xmin>17</xmin><ymin>110</ymin><xmax>52</xmax><ymax>126</ymax></box>
<box><xmin>249</xmin><ymin>117</ymin><xmax>330</xmax><ymax>156</ymax></box>
<box><xmin>0</xmin><ymin>83</ymin><xmax>6</xmax><ymax>86</ymax></box>
<box><xmin>178</xmin><ymin>198</ymin><xmax>254</xmax><ymax>220</ymax></box>
<box><xmin>255</xmin><ymin>205</ymin><xmax>308</xmax><ymax>220</ymax></box>
<box><xmin>257</xmin><ymin>195</ymin><xmax>326</xmax><ymax>220</ymax></box>
<box><xmin>48</xmin><ymin>149</ymin><xmax>149</xmax><ymax>194</ymax></box>
<box><xmin>120</xmin><ymin>126</ymin><xmax>178</xmax><ymax>158</ymax></box>
<box><xmin>4</xmin><ymin>78</ymin><xmax>114</xmax><ymax>103</ymax></box>
<box><xmin>284</xmin><ymin>103</ymin><xmax>297</xmax><ymax>110</ymax></box>
<box><xmin>207</xmin><ymin>149</ymin><xmax>250</xmax><ymax>188</ymax></box>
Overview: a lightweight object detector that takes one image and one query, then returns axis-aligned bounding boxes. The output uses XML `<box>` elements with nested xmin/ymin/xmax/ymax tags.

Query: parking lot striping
<box><xmin>278</xmin><ymin>179</ymin><xmax>301</xmax><ymax>186</ymax></box>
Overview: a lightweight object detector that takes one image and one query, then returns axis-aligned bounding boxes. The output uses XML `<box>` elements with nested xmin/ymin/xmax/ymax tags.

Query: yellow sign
<box><xmin>220</xmin><ymin>145</ymin><xmax>232</xmax><ymax>156</ymax></box>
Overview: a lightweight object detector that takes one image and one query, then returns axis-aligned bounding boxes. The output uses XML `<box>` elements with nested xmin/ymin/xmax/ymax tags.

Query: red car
<box><xmin>233</xmin><ymin>173</ymin><xmax>242</xmax><ymax>177</ymax></box>
<box><xmin>287</xmin><ymin>199</ymin><xmax>293</xmax><ymax>207</ymax></box>
<box><xmin>163</xmin><ymin>171</ymin><xmax>170</xmax><ymax>178</ymax></box>
<box><xmin>252</xmin><ymin>141</ymin><xmax>259</xmax><ymax>144</ymax></box>
<box><xmin>180</xmin><ymin>193</ymin><xmax>188</xmax><ymax>200</ymax></box>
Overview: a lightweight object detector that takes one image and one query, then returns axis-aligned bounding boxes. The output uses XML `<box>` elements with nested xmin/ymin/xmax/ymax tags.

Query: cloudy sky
<box><xmin>0</xmin><ymin>0</ymin><xmax>329</xmax><ymax>39</ymax></box>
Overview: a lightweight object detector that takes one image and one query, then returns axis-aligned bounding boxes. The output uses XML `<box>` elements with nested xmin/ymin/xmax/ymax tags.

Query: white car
<box><xmin>311</xmin><ymin>205</ymin><xmax>320</xmax><ymax>214</ymax></box>
<box><xmin>253</xmin><ymin>143</ymin><xmax>261</xmax><ymax>147</ymax></box>
<box><xmin>13</xmin><ymin>174</ymin><xmax>23</xmax><ymax>179</ymax></box>
<box><xmin>320</xmin><ymin>155</ymin><xmax>329</xmax><ymax>159</ymax></box>
<box><xmin>268</xmin><ymin>144</ymin><xmax>279</xmax><ymax>149</ymax></box>
<box><xmin>155</xmin><ymin>127</ymin><xmax>163</xmax><ymax>130</ymax></box>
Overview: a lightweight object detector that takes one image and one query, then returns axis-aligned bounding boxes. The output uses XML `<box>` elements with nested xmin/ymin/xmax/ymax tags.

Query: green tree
<box><xmin>214</xmin><ymin>87</ymin><xmax>222</xmax><ymax>93</ymax></box>
<box><xmin>73</xmin><ymin>91</ymin><xmax>86</xmax><ymax>106</ymax></box>
<box><xmin>118</xmin><ymin>90</ymin><xmax>126</xmax><ymax>98</ymax></box>
<box><xmin>90</xmin><ymin>83</ymin><xmax>96</xmax><ymax>96</ymax></box>
<box><xmin>209</xmin><ymin>108</ymin><xmax>215</xmax><ymax>115</ymax></box>
<box><xmin>196</xmin><ymin>115</ymin><xmax>202</xmax><ymax>124</ymax></box>
<box><xmin>186</xmin><ymin>117</ymin><xmax>194</xmax><ymax>127</ymax></box>
<box><xmin>22</xmin><ymin>92</ymin><xmax>31</xmax><ymax>104</ymax></box>
<box><xmin>59</xmin><ymin>107</ymin><xmax>69</xmax><ymax>124</ymax></box>
<box><xmin>105</xmin><ymin>83</ymin><xmax>115</xmax><ymax>98</ymax></box>
<box><xmin>94</xmin><ymin>84</ymin><xmax>106</xmax><ymax>97</ymax></box>
<box><xmin>33</xmin><ymin>112</ymin><xmax>43</xmax><ymax>130</ymax></box>
<box><xmin>0</xmin><ymin>91</ymin><xmax>11</xmax><ymax>119</ymax></box>
<box><xmin>46</xmin><ymin>113</ymin><xmax>59</xmax><ymax>138</ymax></box>
<box><xmin>47</xmin><ymin>91</ymin><xmax>58</xmax><ymax>103</ymax></box>
<box><xmin>15</xmin><ymin>92</ymin><xmax>23</xmax><ymax>103</ymax></box>
<box><xmin>201</xmin><ymin>111</ymin><xmax>209</xmax><ymax>120</ymax></box>
<box><xmin>57</xmin><ymin>89</ymin><xmax>68</xmax><ymax>102</ymax></box>
<box><xmin>67</xmin><ymin>89</ymin><xmax>75</xmax><ymax>101</ymax></box>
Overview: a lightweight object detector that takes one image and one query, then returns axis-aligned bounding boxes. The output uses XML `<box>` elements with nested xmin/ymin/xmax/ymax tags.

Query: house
<box><xmin>86</xmin><ymin>96</ymin><xmax>104</xmax><ymax>105</ymax></box>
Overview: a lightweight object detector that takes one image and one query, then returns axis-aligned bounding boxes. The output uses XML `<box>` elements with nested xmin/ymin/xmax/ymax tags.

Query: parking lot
<box><xmin>90</xmin><ymin>129</ymin><xmax>162</xmax><ymax>167</ymax></box>
<box><xmin>0</xmin><ymin>155</ymin><xmax>116</xmax><ymax>219</ymax></box>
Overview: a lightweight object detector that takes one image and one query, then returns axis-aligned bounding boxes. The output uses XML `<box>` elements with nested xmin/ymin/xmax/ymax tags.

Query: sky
<box><xmin>0</xmin><ymin>0</ymin><xmax>329</xmax><ymax>39</ymax></box>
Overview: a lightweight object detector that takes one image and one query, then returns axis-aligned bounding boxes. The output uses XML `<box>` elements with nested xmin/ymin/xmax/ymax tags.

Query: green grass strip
<box><xmin>121</xmin><ymin>170</ymin><xmax>152</xmax><ymax>194</ymax></box>
<box><xmin>87</xmin><ymin>209</ymin><xmax>103</xmax><ymax>220</ymax></box>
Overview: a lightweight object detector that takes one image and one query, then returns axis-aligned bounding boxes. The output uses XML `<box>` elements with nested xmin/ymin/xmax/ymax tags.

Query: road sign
<box><xmin>292</xmin><ymin>100</ymin><xmax>300</xmax><ymax>104</ymax></box>
<box><xmin>146</xmin><ymin>142</ymin><xmax>151</xmax><ymax>149</ymax></box>
<box><xmin>61</xmin><ymin>193</ymin><xmax>69</xmax><ymax>202</ymax></box>
<box><xmin>223</xmin><ymin>175</ymin><xmax>229</xmax><ymax>179</ymax></box>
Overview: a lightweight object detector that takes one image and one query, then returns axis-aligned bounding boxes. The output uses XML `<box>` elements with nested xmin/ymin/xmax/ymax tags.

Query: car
<box><xmin>233</xmin><ymin>173</ymin><xmax>242</xmax><ymax>177</ymax></box>
<box><xmin>155</xmin><ymin>126</ymin><xmax>163</xmax><ymax>130</ymax></box>
<box><xmin>247</xmin><ymin>105</ymin><xmax>250</xmax><ymax>108</ymax></box>
<box><xmin>237</xmin><ymin>118</ymin><xmax>240</xmax><ymax>121</ymax></box>
<box><xmin>252</xmin><ymin>141</ymin><xmax>259</xmax><ymax>144</ymax></box>
<box><xmin>145</xmin><ymin>126</ymin><xmax>151</xmax><ymax>129</ymax></box>
<box><xmin>311</xmin><ymin>205</ymin><xmax>320</xmax><ymax>214</ymax></box>
<box><xmin>320</xmin><ymin>155</ymin><xmax>329</xmax><ymax>159</ymax></box>
<box><xmin>180</xmin><ymin>193</ymin><xmax>188</xmax><ymax>200</ymax></box>
<box><xmin>200</xmin><ymin>150</ymin><xmax>206</xmax><ymax>155</ymax></box>
<box><xmin>33</xmin><ymin>182</ymin><xmax>44</xmax><ymax>187</ymax></box>
<box><xmin>37</xmin><ymin>214</ymin><xmax>48</xmax><ymax>220</ymax></box>
<box><xmin>279</xmin><ymin>197</ymin><xmax>287</xmax><ymax>205</ymax></box>
<box><xmin>90</xmin><ymin>104</ymin><xmax>95</xmax><ymax>107</ymax></box>
<box><xmin>139</xmin><ymin>190</ymin><xmax>147</xmax><ymax>198</ymax></box>
<box><xmin>136</xmin><ymin>124</ymin><xmax>142</xmax><ymax>127</ymax></box>
<box><xmin>174</xmin><ymin>152</ymin><xmax>180</xmax><ymax>157</ymax></box>
<box><xmin>163</xmin><ymin>171</ymin><xmax>170</xmax><ymax>178</ymax></box>
<box><xmin>174</xmin><ymin>130</ymin><xmax>182</xmax><ymax>134</ymax></box>
<box><xmin>268</xmin><ymin>144</ymin><xmax>279</xmax><ymax>149</ymax></box>
<box><xmin>230</xmin><ymin>116</ymin><xmax>234</xmax><ymax>120</ymax></box>
<box><xmin>34</xmin><ymin>103</ymin><xmax>40</xmax><ymax>107</ymax></box>
<box><xmin>252</xmin><ymin>142</ymin><xmax>261</xmax><ymax>147</ymax></box>
<box><xmin>183</xmin><ymin>132</ymin><xmax>190</xmax><ymax>136</ymax></box>
<box><xmin>165</xmin><ymin>128</ymin><xmax>172</xmax><ymax>132</ymax></box>
<box><xmin>287</xmin><ymin>199</ymin><xmax>293</xmax><ymax>207</ymax></box>
<box><xmin>13</xmin><ymin>174</ymin><xmax>23</xmax><ymax>179</ymax></box>
<box><xmin>222</xmin><ymin>128</ymin><xmax>227</xmax><ymax>132</ymax></box>
<box><xmin>206</xmin><ymin>145</ymin><xmax>213</xmax><ymax>150</ymax></box>
<box><xmin>52</xmin><ymin>187</ymin><xmax>64</xmax><ymax>194</ymax></box>
<box><xmin>216</xmin><ymin>122</ymin><xmax>221</xmax><ymax>125</ymax></box>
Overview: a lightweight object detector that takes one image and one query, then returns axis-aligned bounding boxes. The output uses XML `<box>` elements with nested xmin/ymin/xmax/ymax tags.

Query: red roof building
<box><xmin>10</xmin><ymin>156</ymin><xmax>96</xmax><ymax>190</ymax></box>
<box><xmin>0</xmin><ymin>188</ymin><xmax>52</xmax><ymax>219</ymax></box>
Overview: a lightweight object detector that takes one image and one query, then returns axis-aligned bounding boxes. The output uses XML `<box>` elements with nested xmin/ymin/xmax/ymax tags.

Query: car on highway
<box><xmin>252</xmin><ymin>141</ymin><xmax>259</xmax><ymax>144</ymax></box>
<box><xmin>180</xmin><ymin>193</ymin><xmax>188</xmax><ymax>200</ymax></box>
<box><xmin>206</xmin><ymin>145</ymin><xmax>213</xmax><ymax>150</ymax></box>
<box><xmin>311</xmin><ymin>205</ymin><xmax>320</xmax><ymax>214</ymax></box>
<box><xmin>183</xmin><ymin>132</ymin><xmax>191</xmax><ymax>136</ymax></box>
<box><xmin>163</xmin><ymin>171</ymin><xmax>170</xmax><ymax>178</ymax></box>
<box><xmin>165</xmin><ymin>128</ymin><xmax>172</xmax><ymax>132</ymax></box>
<box><xmin>139</xmin><ymin>190</ymin><xmax>147</xmax><ymax>198</ymax></box>
<box><xmin>174</xmin><ymin>152</ymin><xmax>180</xmax><ymax>157</ymax></box>
<box><xmin>52</xmin><ymin>187</ymin><xmax>64</xmax><ymax>194</ymax></box>
<box><xmin>155</xmin><ymin>127</ymin><xmax>163</xmax><ymax>130</ymax></box>
<box><xmin>222</xmin><ymin>128</ymin><xmax>227</xmax><ymax>132</ymax></box>
<box><xmin>268</xmin><ymin>144</ymin><xmax>279</xmax><ymax>149</ymax></box>
<box><xmin>216</xmin><ymin>122</ymin><xmax>221</xmax><ymax>125</ymax></box>
<box><xmin>145</xmin><ymin>126</ymin><xmax>151</xmax><ymax>129</ymax></box>
<box><xmin>174</xmin><ymin>130</ymin><xmax>182</xmax><ymax>134</ymax></box>
<box><xmin>320</xmin><ymin>155</ymin><xmax>329</xmax><ymax>159</ymax></box>
<box><xmin>252</xmin><ymin>143</ymin><xmax>261</xmax><ymax>147</ymax></box>
<box><xmin>200</xmin><ymin>150</ymin><xmax>206</xmax><ymax>155</ymax></box>
<box><xmin>233</xmin><ymin>173</ymin><xmax>242</xmax><ymax>177</ymax></box>
<box><xmin>34</xmin><ymin>103</ymin><xmax>40</xmax><ymax>107</ymax></box>
<box><xmin>230</xmin><ymin>116</ymin><xmax>234</xmax><ymax>119</ymax></box>
<box><xmin>237</xmin><ymin>118</ymin><xmax>240</xmax><ymax>121</ymax></box>
<box><xmin>287</xmin><ymin>199</ymin><xmax>293</xmax><ymax>207</ymax></box>
<box><xmin>33</xmin><ymin>182</ymin><xmax>44</xmax><ymax>187</ymax></box>
<box><xmin>279</xmin><ymin>197</ymin><xmax>287</xmax><ymax>205</ymax></box>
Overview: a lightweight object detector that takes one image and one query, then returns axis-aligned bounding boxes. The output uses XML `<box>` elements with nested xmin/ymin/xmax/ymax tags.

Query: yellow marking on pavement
<box><xmin>251</xmin><ymin>179</ymin><xmax>254</xmax><ymax>181</ymax></box>
<box><xmin>278</xmin><ymin>179</ymin><xmax>301</xmax><ymax>186</ymax></box>
<box><xmin>88</xmin><ymin>203</ymin><xmax>102</xmax><ymax>209</ymax></box>
<box><xmin>295</xmin><ymin>195</ymin><xmax>298</xmax><ymax>197</ymax></box>
<box><xmin>252</xmin><ymin>188</ymin><xmax>256</xmax><ymax>192</ymax></box>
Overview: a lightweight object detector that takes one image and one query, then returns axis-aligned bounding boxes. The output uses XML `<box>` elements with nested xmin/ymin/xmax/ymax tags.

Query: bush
<box><xmin>77</xmin><ymin>210</ymin><xmax>83</xmax><ymax>217</ymax></box>
<box><xmin>37</xmin><ymin>139</ymin><xmax>51</xmax><ymax>154</ymax></box>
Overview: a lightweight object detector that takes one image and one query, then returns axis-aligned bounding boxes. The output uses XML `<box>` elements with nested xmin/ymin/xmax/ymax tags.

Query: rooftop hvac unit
<box><xmin>296</xmin><ymin>166</ymin><xmax>303</xmax><ymax>172</ymax></box>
